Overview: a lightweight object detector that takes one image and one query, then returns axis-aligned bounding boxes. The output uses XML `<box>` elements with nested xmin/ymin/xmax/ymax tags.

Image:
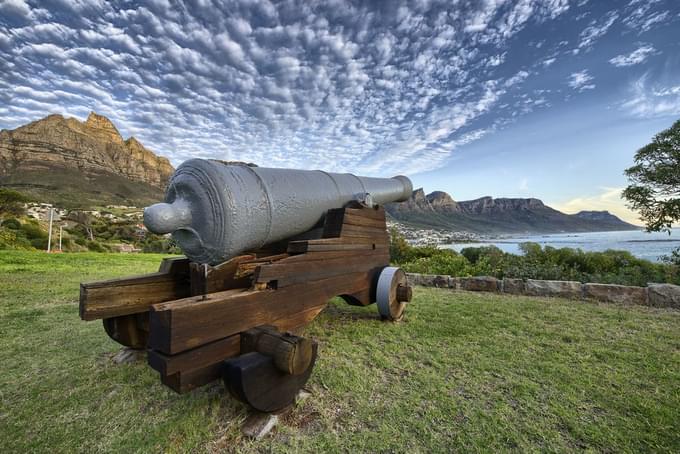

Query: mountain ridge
<box><xmin>0</xmin><ymin>112</ymin><xmax>174</xmax><ymax>208</ymax></box>
<box><xmin>386</xmin><ymin>188</ymin><xmax>638</xmax><ymax>234</ymax></box>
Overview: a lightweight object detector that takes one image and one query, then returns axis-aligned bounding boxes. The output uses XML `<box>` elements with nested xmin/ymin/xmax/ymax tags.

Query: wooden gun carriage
<box><xmin>80</xmin><ymin>165</ymin><xmax>413</xmax><ymax>413</ymax></box>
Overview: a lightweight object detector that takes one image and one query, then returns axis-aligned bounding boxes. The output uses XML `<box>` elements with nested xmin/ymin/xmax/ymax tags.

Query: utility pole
<box><xmin>58</xmin><ymin>225</ymin><xmax>63</xmax><ymax>251</ymax></box>
<box><xmin>46</xmin><ymin>208</ymin><xmax>54</xmax><ymax>253</ymax></box>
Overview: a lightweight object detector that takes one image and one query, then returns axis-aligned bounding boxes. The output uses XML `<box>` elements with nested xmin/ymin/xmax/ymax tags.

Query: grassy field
<box><xmin>1</xmin><ymin>251</ymin><xmax>679</xmax><ymax>453</ymax></box>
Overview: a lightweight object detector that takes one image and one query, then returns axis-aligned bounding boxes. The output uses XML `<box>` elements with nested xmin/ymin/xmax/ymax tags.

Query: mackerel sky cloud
<box><xmin>0</xmin><ymin>0</ymin><xmax>679</xmax><ymax>222</ymax></box>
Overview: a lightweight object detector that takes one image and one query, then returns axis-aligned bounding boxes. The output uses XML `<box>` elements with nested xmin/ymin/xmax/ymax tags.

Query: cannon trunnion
<box><xmin>80</xmin><ymin>204</ymin><xmax>413</xmax><ymax>412</ymax></box>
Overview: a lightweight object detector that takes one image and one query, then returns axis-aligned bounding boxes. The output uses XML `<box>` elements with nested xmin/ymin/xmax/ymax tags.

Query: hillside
<box><xmin>0</xmin><ymin>113</ymin><xmax>173</xmax><ymax>208</ymax></box>
<box><xmin>386</xmin><ymin>189</ymin><xmax>638</xmax><ymax>234</ymax></box>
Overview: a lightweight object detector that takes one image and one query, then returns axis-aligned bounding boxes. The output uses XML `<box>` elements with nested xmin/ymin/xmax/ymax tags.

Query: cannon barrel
<box><xmin>143</xmin><ymin>159</ymin><xmax>413</xmax><ymax>264</ymax></box>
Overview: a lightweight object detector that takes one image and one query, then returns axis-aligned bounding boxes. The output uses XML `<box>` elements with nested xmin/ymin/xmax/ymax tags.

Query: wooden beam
<box><xmin>254</xmin><ymin>252</ymin><xmax>388</xmax><ymax>288</ymax></box>
<box><xmin>189</xmin><ymin>254</ymin><xmax>254</xmax><ymax>296</ymax></box>
<box><xmin>149</xmin><ymin>273</ymin><xmax>368</xmax><ymax>355</ymax></box>
<box><xmin>148</xmin><ymin>334</ymin><xmax>240</xmax><ymax>376</ymax></box>
<box><xmin>80</xmin><ymin>258</ymin><xmax>190</xmax><ymax>321</ymax></box>
<box><xmin>151</xmin><ymin>304</ymin><xmax>326</xmax><ymax>393</ymax></box>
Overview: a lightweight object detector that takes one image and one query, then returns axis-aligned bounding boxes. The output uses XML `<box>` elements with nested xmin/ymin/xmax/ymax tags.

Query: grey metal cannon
<box><xmin>143</xmin><ymin>159</ymin><xmax>413</xmax><ymax>264</ymax></box>
<box><xmin>80</xmin><ymin>159</ymin><xmax>414</xmax><ymax>413</ymax></box>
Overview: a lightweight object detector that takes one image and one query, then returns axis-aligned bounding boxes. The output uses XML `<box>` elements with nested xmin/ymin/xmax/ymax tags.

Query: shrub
<box><xmin>0</xmin><ymin>227</ymin><xmax>32</xmax><ymax>250</ymax></box>
<box><xmin>86</xmin><ymin>241</ymin><xmax>107</xmax><ymax>252</ymax></box>
<box><xmin>402</xmin><ymin>250</ymin><xmax>474</xmax><ymax>276</ymax></box>
<box><xmin>398</xmin><ymin>240</ymin><xmax>680</xmax><ymax>286</ymax></box>
<box><xmin>20</xmin><ymin>222</ymin><xmax>47</xmax><ymax>240</ymax></box>
<box><xmin>30</xmin><ymin>238</ymin><xmax>48</xmax><ymax>250</ymax></box>
<box><xmin>1</xmin><ymin>218</ymin><xmax>21</xmax><ymax>229</ymax></box>
<box><xmin>0</xmin><ymin>189</ymin><xmax>30</xmax><ymax>216</ymax></box>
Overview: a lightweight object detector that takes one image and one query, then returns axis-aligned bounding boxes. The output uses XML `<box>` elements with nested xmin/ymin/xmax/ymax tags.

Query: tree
<box><xmin>623</xmin><ymin>119</ymin><xmax>680</xmax><ymax>233</ymax></box>
<box><xmin>0</xmin><ymin>188</ymin><xmax>30</xmax><ymax>217</ymax></box>
<box><xmin>65</xmin><ymin>210</ymin><xmax>95</xmax><ymax>240</ymax></box>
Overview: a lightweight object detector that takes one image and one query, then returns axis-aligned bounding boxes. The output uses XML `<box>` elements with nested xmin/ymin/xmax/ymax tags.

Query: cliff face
<box><xmin>0</xmin><ymin>112</ymin><xmax>173</xmax><ymax>189</ymax></box>
<box><xmin>457</xmin><ymin>196</ymin><xmax>545</xmax><ymax>215</ymax></box>
<box><xmin>385</xmin><ymin>189</ymin><xmax>638</xmax><ymax>234</ymax></box>
<box><xmin>426</xmin><ymin>191</ymin><xmax>460</xmax><ymax>213</ymax></box>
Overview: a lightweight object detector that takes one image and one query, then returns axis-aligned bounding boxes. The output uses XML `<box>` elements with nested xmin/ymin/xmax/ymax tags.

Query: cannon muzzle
<box><xmin>144</xmin><ymin>159</ymin><xmax>412</xmax><ymax>264</ymax></box>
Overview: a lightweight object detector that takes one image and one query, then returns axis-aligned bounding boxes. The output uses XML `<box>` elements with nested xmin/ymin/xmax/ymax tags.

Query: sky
<box><xmin>1</xmin><ymin>0</ymin><xmax>679</xmax><ymax>224</ymax></box>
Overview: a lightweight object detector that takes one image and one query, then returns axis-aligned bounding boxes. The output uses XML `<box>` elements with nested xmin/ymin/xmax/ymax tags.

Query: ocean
<box><xmin>441</xmin><ymin>228</ymin><xmax>680</xmax><ymax>263</ymax></box>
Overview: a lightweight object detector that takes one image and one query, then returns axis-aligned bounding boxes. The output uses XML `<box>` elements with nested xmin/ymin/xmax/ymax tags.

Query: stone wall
<box><xmin>406</xmin><ymin>273</ymin><xmax>680</xmax><ymax>309</ymax></box>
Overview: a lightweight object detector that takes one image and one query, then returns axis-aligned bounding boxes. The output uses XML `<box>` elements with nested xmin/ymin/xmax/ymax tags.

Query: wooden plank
<box><xmin>148</xmin><ymin>334</ymin><xmax>241</xmax><ymax>376</ymax></box>
<box><xmin>189</xmin><ymin>254</ymin><xmax>254</xmax><ymax>296</ymax></box>
<box><xmin>322</xmin><ymin>207</ymin><xmax>387</xmax><ymax>237</ymax></box>
<box><xmin>154</xmin><ymin>304</ymin><xmax>327</xmax><ymax>393</ymax></box>
<box><xmin>341</xmin><ymin>212</ymin><xmax>388</xmax><ymax>229</ymax></box>
<box><xmin>161</xmin><ymin>362</ymin><xmax>223</xmax><ymax>394</ymax></box>
<box><xmin>254</xmin><ymin>252</ymin><xmax>389</xmax><ymax>287</ymax></box>
<box><xmin>80</xmin><ymin>259</ymin><xmax>190</xmax><ymax>321</ymax></box>
<box><xmin>338</xmin><ymin>223</ymin><xmax>387</xmax><ymax>237</ymax></box>
<box><xmin>235</xmin><ymin>253</ymin><xmax>290</xmax><ymax>278</ymax></box>
<box><xmin>275</xmin><ymin>249</ymin><xmax>384</xmax><ymax>264</ymax></box>
<box><xmin>150</xmin><ymin>272</ymin><xmax>370</xmax><ymax>355</ymax></box>
<box><xmin>158</xmin><ymin>257</ymin><xmax>190</xmax><ymax>273</ymax></box>
<box><xmin>288</xmin><ymin>241</ymin><xmax>388</xmax><ymax>253</ymax></box>
<box><xmin>344</xmin><ymin>207</ymin><xmax>386</xmax><ymax>221</ymax></box>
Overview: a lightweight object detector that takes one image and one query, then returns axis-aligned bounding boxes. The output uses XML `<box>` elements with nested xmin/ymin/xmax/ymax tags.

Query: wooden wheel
<box><xmin>223</xmin><ymin>344</ymin><xmax>317</xmax><ymax>413</ymax></box>
<box><xmin>376</xmin><ymin>267</ymin><xmax>412</xmax><ymax>321</ymax></box>
<box><xmin>103</xmin><ymin>314</ymin><xmax>148</xmax><ymax>348</ymax></box>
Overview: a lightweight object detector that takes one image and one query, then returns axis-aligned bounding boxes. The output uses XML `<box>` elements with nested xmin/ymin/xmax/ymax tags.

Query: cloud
<box><xmin>0</xmin><ymin>0</ymin><xmax>33</xmax><ymax>21</ymax></box>
<box><xmin>623</xmin><ymin>2</ymin><xmax>672</xmax><ymax>33</ymax></box>
<box><xmin>0</xmin><ymin>0</ymin><xmax>674</xmax><ymax>178</ymax></box>
<box><xmin>577</xmin><ymin>10</ymin><xmax>618</xmax><ymax>51</ymax></box>
<box><xmin>519</xmin><ymin>178</ymin><xmax>529</xmax><ymax>191</ymax></box>
<box><xmin>567</xmin><ymin>70</ymin><xmax>595</xmax><ymax>91</ymax></box>
<box><xmin>620</xmin><ymin>73</ymin><xmax>680</xmax><ymax>118</ymax></box>
<box><xmin>609</xmin><ymin>45</ymin><xmax>656</xmax><ymax>67</ymax></box>
<box><xmin>552</xmin><ymin>187</ymin><xmax>641</xmax><ymax>225</ymax></box>
<box><xmin>542</xmin><ymin>57</ymin><xmax>556</xmax><ymax>67</ymax></box>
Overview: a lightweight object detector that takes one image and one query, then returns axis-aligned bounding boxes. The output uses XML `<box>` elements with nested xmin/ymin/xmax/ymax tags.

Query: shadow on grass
<box><xmin>322</xmin><ymin>300</ymin><xmax>382</xmax><ymax>322</ymax></box>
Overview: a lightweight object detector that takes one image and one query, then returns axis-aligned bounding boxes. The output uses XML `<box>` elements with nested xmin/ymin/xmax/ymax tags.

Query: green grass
<box><xmin>1</xmin><ymin>251</ymin><xmax>679</xmax><ymax>453</ymax></box>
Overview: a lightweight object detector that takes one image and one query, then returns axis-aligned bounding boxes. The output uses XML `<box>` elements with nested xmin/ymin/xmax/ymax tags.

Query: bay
<box><xmin>442</xmin><ymin>228</ymin><xmax>680</xmax><ymax>263</ymax></box>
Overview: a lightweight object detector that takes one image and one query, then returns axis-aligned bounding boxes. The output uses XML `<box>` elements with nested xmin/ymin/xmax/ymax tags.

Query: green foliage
<box><xmin>660</xmin><ymin>246</ymin><xmax>680</xmax><ymax>267</ymax></box>
<box><xmin>30</xmin><ymin>237</ymin><xmax>48</xmax><ymax>250</ymax></box>
<box><xmin>1</xmin><ymin>218</ymin><xmax>21</xmax><ymax>229</ymax></box>
<box><xmin>623</xmin><ymin>119</ymin><xmax>680</xmax><ymax>232</ymax></box>
<box><xmin>86</xmin><ymin>240</ymin><xmax>108</xmax><ymax>252</ymax></box>
<box><xmin>392</xmin><ymin>238</ymin><xmax>679</xmax><ymax>286</ymax></box>
<box><xmin>0</xmin><ymin>227</ymin><xmax>32</xmax><ymax>250</ymax></box>
<box><xmin>403</xmin><ymin>250</ymin><xmax>475</xmax><ymax>276</ymax></box>
<box><xmin>0</xmin><ymin>188</ymin><xmax>30</xmax><ymax>216</ymax></box>
<box><xmin>388</xmin><ymin>227</ymin><xmax>411</xmax><ymax>263</ymax></box>
<box><xmin>19</xmin><ymin>221</ymin><xmax>47</xmax><ymax>240</ymax></box>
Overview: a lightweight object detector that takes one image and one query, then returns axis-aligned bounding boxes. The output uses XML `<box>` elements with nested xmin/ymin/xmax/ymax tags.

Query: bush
<box><xmin>0</xmin><ymin>189</ymin><xmax>30</xmax><ymax>216</ymax></box>
<box><xmin>30</xmin><ymin>238</ymin><xmax>49</xmax><ymax>249</ymax></box>
<box><xmin>394</xmin><ymin>239</ymin><xmax>680</xmax><ymax>286</ymax></box>
<box><xmin>20</xmin><ymin>222</ymin><xmax>47</xmax><ymax>240</ymax></box>
<box><xmin>1</xmin><ymin>218</ymin><xmax>21</xmax><ymax>229</ymax></box>
<box><xmin>0</xmin><ymin>227</ymin><xmax>32</xmax><ymax>250</ymax></box>
<box><xmin>86</xmin><ymin>241</ymin><xmax>108</xmax><ymax>252</ymax></box>
<box><xmin>402</xmin><ymin>250</ymin><xmax>474</xmax><ymax>276</ymax></box>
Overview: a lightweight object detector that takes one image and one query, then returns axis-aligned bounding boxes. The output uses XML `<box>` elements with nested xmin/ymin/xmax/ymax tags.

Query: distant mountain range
<box><xmin>0</xmin><ymin>113</ymin><xmax>638</xmax><ymax>234</ymax></box>
<box><xmin>385</xmin><ymin>189</ymin><xmax>638</xmax><ymax>234</ymax></box>
<box><xmin>0</xmin><ymin>112</ymin><xmax>173</xmax><ymax>208</ymax></box>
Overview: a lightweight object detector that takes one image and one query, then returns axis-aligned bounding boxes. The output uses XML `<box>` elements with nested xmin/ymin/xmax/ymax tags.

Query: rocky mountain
<box><xmin>0</xmin><ymin>113</ymin><xmax>174</xmax><ymax>208</ymax></box>
<box><xmin>386</xmin><ymin>189</ymin><xmax>638</xmax><ymax>234</ymax></box>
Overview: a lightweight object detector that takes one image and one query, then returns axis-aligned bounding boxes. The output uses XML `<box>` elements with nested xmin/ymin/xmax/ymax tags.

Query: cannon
<box><xmin>80</xmin><ymin>159</ymin><xmax>414</xmax><ymax>412</ymax></box>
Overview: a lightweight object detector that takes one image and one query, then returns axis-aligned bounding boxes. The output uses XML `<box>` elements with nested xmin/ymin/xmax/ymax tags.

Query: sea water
<box><xmin>441</xmin><ymin>228</ymin><xmax>680</xmax><ymax>262</ymax></box>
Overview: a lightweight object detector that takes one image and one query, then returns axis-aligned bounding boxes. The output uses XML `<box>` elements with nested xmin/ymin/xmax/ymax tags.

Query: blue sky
<box><xmin>1</xmin><ymin>0</ymin><xmax>679</xmax><ymax>223</ymax></box>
